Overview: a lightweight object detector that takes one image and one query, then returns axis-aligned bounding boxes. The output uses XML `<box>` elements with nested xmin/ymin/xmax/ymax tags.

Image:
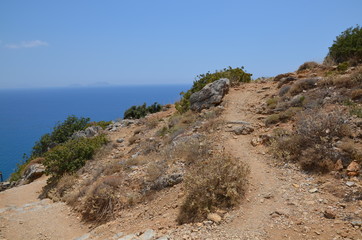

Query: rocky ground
<box><xmin>1</xmin><ymin>72</ymin><xmax>361</xmax><ymax>239</ymax></box>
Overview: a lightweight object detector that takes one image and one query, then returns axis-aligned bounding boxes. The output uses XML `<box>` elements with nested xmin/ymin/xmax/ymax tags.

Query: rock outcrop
<box><xmin>190</xmin><ymin>78</ymin><xmax>230</xmax><ymax>112</ymax></box>
<box><xmin>22</xmin><ymin>163</ymin><xmax>45</xmax><ymax>183</ymax></box>
<box><xmin>72</xmin><ymin>126</ymin><xmax>103</xmax><ymax>139</ymax></box>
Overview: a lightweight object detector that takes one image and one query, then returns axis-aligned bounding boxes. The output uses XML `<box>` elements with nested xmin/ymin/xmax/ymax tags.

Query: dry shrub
<box><xmin>172</xmin><ymin>138</ymin><xmax>210</xmax><ymax>165</ymax></box>
<box><xmin>266</xmin><ymin>97</ymin><xmax>279</xmax><ymax>109</ymax></box>
<box><xmin>144</xmin><ymin>117</ymin><xmax>160</xmax><ymax>129</ymax></box>
<box><xmin>81</xmin><ymin>176</ymin><xmax>124</xmax><ymax>223</ymax></box>
<box><xmin>145</xmin><ymin>160</ymin><xmax>167</xmax><ymax>183</ymax></box>
<box><xmin>272</xmin><ymin>108</ymin><xmax>351</xmax><ymax>173</ymax></box>
<box><xmin>289</xmin><ymin>78</ymin><xmax>318</xmax><ymax>96</ymax></box>
<box><xmin>177</xmin><ymin>154</ymin><xmax>249</xmax><ymax>224</ymax></box>
<box><xmin>128</xmin><ymin>135</ymin><xmax>140</xmax><ymax>145</ymax></box>
<box><xmin>265</xmin><ymin>114</ymin><xmax>281</xmax><ymax>126</ymax></box>
<box><xmin>139</xmin><ymin>138</ymin><xmax>161</xmax><ymax>155</ymax></box>
<box><xmin>54</xmin><ymin>174</ymin><xmax>78</xmax><ymax>199</ymax></box>
<box><xmin>265</xmin><ymin>107</ymin><xmax>302</xmax><ymax>126</ymax></box>
<box><xmin>297</xmin><ymin>61</ymin><xmax>322</xmax><ymax>72</ymax></box>
<box><xmin>322</xmin><ymin>66</ymin><xmax>362</xmax><ymax>88</ymax></box>
<box><xmin>279</xmin><ymin>85</ymin><xmax>291</xmax><ymax>97</ymax></box>
<box><xmin>274</xmin><ymin>73</ymin><xmax>293</xmax><ymax>82</ymax></box>
<box><xmin>122</xmin><ymin>155</ymin><xmax>148</xmax><ymax>171</ymax></box>
<box><xmin>299</xmin><ymin>147</ymin><xmax>335</xmax><ymax>173</ymax></box>
<box><xmin>296</xmin><ymin>108</ymin><xmax>348</xmax><ymax>141</ymax></box>
<box><xmin>200</xmin><ymin>118</ymin><xmax>223</xmax><ymax>133</ymax></box>
<box><xmin>102</xmin><ymin>160</ymin><xmax>123</xmax><ymax>176</ymax></box>
<box><xmin>338</xmin><ymin>140</ymin><xmax>362</xmax><ymax>163</ymax></box>
<box><xmin>351</xmin><ymin>89</ymin><xmax>362</xmax><ymax>101</ymax></box>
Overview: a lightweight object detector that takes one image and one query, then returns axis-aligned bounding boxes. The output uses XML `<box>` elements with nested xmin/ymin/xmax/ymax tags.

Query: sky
<box><xmin>0</xmin><ymin>0</ymin><xmax>361</xmax><ymax>89</ymax></box>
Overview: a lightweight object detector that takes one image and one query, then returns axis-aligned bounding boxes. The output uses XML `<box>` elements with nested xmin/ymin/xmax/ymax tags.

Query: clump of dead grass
<box><xmin>177</xmin><ymin>153</ymin><xmax>249</xmax><ymax>224</ymax></box>
<box><xmin>81</xmin><ymin>175</ymin><xmax>133</xmax><ymax>223</ymax></box>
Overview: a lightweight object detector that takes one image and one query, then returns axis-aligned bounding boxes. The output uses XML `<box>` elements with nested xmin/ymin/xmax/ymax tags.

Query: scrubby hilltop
<box><xmin>1</xmin><ymin>26</ymin><xmax>362</xmax><ymax>240</ymax></box>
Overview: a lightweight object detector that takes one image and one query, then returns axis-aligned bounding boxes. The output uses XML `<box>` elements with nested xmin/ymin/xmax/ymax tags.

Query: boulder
<box><xmin>207</xmin><ymin>213</ymin><xmax>222</xmax><ymax>223</ymax></box>
<box><xmin>233</xmin><ymin>126</ymin><xmax>254</xmax><ymax>135</ymax></box>
<box><xmin>347</xmin><ymin>161</ymin><xmax>360</xmax><ymax>176</ymax></box>
<box><xmin>23</xmin><ymin>163</ymin><xmax>45</xmax><ymax>183</ymax></box>
<box><xmin>190</xmin><ymin>78</ymin><xmax>230</xmax><ymax>112</ymax></box>
<box><xmin>72</xmin><ymin>126</ymin><xmax>102</xmax><ymax>139</ymax></box>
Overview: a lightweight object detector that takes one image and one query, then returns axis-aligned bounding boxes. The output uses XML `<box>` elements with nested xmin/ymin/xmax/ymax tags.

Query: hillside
<box><xmin>1</xmin><ymin>63</ymin><xmax>361</xmax><ymax>240</ymax></box>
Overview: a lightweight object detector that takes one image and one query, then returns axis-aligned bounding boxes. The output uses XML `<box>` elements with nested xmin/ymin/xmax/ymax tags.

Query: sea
<box><xmin>0</xmin><ymin>85</ymin><xmax>189</xmax><ymax>180</ymax></box>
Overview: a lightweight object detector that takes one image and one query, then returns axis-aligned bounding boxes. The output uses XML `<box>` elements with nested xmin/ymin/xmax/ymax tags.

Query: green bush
<box><xmin>86</xmin><ymin>120</ymin><xmax>113</xmax><ymax>129</ymax></box>
<box><xmin>9</xmin><ymin>115</ymin><xmax>90</xmax><ymax>182</ymax></box>
<box><xmin>175</xmin><ymin>67</ymin><xmax>252</xmax><ymax>113</ymax></box>
<box><xmin>325</xmin><ymin>25</ymin><xmax>362</xmax><ymax>65</ymax></box>
<box><xmin>44</xmin><ymin>135</ymin><xmax>108</xmax><ymax>181</ymax></box>
<box><xmin>32</xmin><ymin>115</ymin><xmax>90</xmax><ymax>158</ymax></box>
<box><xmin>123</xmin><ymin>102</ymin><xmax>162</xmax><ymax>119</ymax></box>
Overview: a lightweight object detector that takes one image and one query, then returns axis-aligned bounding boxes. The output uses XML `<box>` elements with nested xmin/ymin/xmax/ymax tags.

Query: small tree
<box><xmin>325</xmin><ymin>25</ymin><xmax>362</xmax><ymax>65</ymax></box>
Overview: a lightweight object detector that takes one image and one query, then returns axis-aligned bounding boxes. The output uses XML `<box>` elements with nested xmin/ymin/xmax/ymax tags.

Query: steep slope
<box><xmin>1</xmin><ymin>77</ymin><xmax>361</xmax><ymax>240</ymax></box>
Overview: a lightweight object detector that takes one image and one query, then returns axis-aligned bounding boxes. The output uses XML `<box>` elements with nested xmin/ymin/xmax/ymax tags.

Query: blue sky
<box><xmin>0</xmin><ymin>0</ymin><xmax>361</xmax><ymax>89</ymax></box>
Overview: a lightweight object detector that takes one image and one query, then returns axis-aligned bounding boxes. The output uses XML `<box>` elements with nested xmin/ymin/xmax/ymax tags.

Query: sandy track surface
<box><xmin>0</xmin><ymin>176</ymin><xmax>87</xmax><ymax>240</ymax></box>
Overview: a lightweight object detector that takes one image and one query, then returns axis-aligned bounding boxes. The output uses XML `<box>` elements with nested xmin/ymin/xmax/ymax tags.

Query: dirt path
<box><xmin>215</xmin><ymin>83</ymin><xmax>361</xmax><ymax>240</ymax></box>
<box><xmin>220</xmin><ymin>83</ymin><xmax>292</xmax><ymax>239</ymax></box>
<box><xmin>0</xmin><ymin>176</ymin><xmax>88</xmax><ymax>240</ymax></box>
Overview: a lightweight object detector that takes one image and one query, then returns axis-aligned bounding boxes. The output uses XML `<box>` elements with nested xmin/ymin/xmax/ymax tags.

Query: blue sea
<box><xmin>0</xmin><ymin>85</ymin><xmax>189</xmax><ymax>180</ymax></box>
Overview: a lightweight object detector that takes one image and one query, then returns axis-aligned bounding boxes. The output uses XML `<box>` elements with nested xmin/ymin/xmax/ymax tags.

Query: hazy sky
<box><xmin>1</xmin><ymin>0</ymin><xmax>361</xmax><ymax>89</ymax></box>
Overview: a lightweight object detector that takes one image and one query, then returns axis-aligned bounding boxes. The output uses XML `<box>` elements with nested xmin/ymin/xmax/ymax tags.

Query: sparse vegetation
<box><xmin>271</xmin><ymin>108</ymin><xmax>351</xmax><ymax>173</ymax></box>
<box><xmin>177</xmin><ymin>153</ymin><xmax>249</xmax><ymax>224</ymax></box>
<box><xmin>175</xmin><ymin>67</ymin><xmax>252</xmax><ymax>113</ymax></box>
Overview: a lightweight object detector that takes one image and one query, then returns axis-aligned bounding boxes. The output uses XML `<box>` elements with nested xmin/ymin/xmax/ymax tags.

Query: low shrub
<box><xmin>86</xmin><ymin>120</ymin><xmax>113</xmax><ymax>130</ymax></box>
<box><xmin>279</xmin><ymin>85</ymin><xmax>291</xmax><ymax>97</ymax></box>
<box><xmin>266</xmin><ymin>97</ymin><xmax>279</xmax><ymax>109</ymax></box>
<box><xmin>271</xmin><ymin>108</ymin><xmax>351</xmax><ymax>173</ymax></box>
<box><xmin>351</xmin><ymin>89</ymin><xmax>362</xmax><ymax>101</ymax></box>
<box><xmin>289</xmin><ymin>78</ymin><xmax>318</xmax><ymax>96</ymax></box>
<box><xmin>297</xmin><ymin>61</ymin><xmax>322</xmax><ymax>72</ymax></box>
<box><xmin>124</xmin><ymin>102</ymin><xmax>162</xmax><ymax>119</ymax></box>
<box><xmin>337</xmin><ymin>62</ymin><xmax>349</xmax><ymax>73</ymax></box>
<box><xmin>265</xmin><ymin>107</ymin><xmax>302</xmax><ymax>126</ymax></box>
<box><xmin>177</xmin><ymin>153</ymin><xmax>249</xmax><ymax>224</ymax></box>
<box><xmin>43</xmin><ymin>135</ymin><xmax>108</xmax><ymax>181</ymax></box>
<box><xmin>175</xmin><ymin>67</ymin><xmax>252</xmax><ymax>113</ymax></box>
<box><xmin>81</xmin><ymin>176</ymin><xmax>124</xmax><ymax>223</ymax></box>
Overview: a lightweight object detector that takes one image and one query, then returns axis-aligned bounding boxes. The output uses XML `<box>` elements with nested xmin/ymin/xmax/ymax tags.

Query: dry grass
<box><xmin>200</xmin><ymin>118</ymin><xmax>223</xmax><ymax>133</ymax></box>
<box><xmin>54</xmin><ymin>174</ymin><xmax>78</xmax><ymax>200</ymax></box>
<box><xmin>81</xmin><ymin>176</ymin><xmax>124</xmax><ymax>223</ymax></box>
<box><xmin>177</xmin><ymin>153</ymin><xmax>249</xmax><ymax>224</ymax></box>
<box><xmin>351</xmin><ymin>89</ymin><xmax>362</xmax><ymax>101</ymax></box>
<box><xmin>321</xmin><ymin>66</ymin><xmax>362</xmax><ymax>88</ymax></box>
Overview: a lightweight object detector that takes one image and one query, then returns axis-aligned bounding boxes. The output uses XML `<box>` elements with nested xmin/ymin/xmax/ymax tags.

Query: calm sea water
<box><xmin>0</xmin><ymin>85</ymin><xmax>189</xmax><ymax>180</ymax></box>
